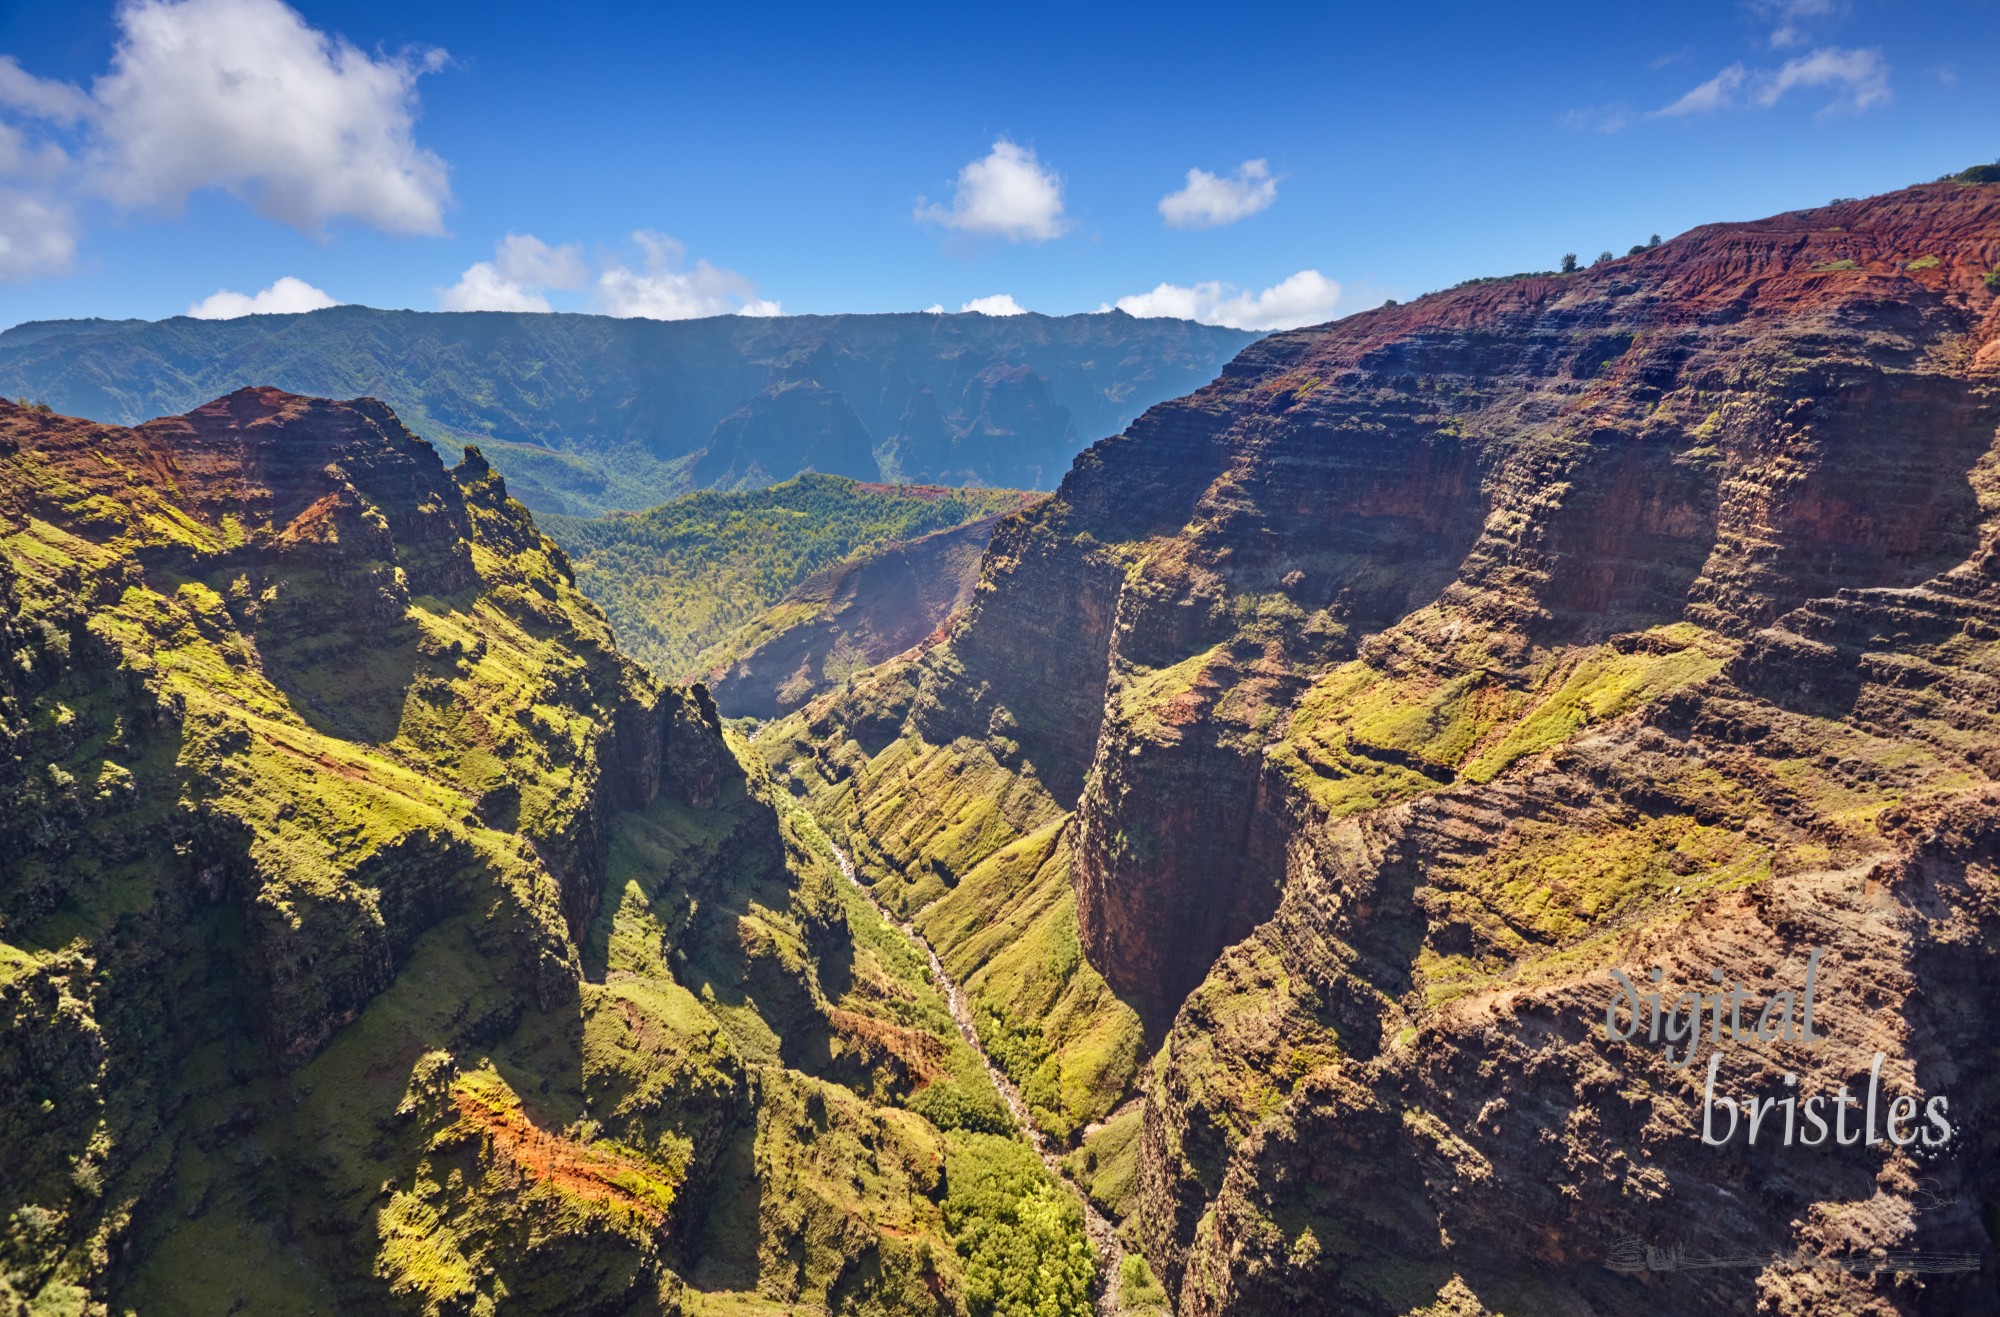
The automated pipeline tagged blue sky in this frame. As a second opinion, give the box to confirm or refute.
[0,0,1995,332]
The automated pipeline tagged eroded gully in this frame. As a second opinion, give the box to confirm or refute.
[824,837,1127,1316]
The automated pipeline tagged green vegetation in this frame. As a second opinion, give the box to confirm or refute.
[544,474,1027,680]
[943,1136,1095,1317]
[1904,254,1942,270]
[1062,1104,1144,1221]
[1986,270,2000,292]
[1946,161,2000,184]
[1272,623,1737,818]
[1811,258,1860,272]
[0,396,1089,1315]
[0,307,1260,516]
[761,669,1144,1140]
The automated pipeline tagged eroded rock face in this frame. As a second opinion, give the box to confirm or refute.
[793,179,2000,1312]
[0,388,750,1308]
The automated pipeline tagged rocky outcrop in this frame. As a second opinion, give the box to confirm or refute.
[775,177,2000,1313]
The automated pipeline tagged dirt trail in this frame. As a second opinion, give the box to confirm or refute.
[825,837,1127,1316]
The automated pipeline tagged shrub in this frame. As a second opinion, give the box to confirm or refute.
[944,1134,1094,1317]
[1986,270,2000,292]
[1949,162,2000,185]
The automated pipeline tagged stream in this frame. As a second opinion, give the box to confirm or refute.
[824,837,1128,1316]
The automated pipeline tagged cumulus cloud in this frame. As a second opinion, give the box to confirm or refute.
[960,293,1027,316]
[922,303,945,314]
[187,274,339,318]
[1655,46,1888,117]
[595,231,780,320]
[1112,270,1342,331]
[0,56,92,123]
[0,190,79,282]
[0,0,453,283]
[1158,159,1278,228]
[442,233,587,312]
[915,139,1068,242]
[89,0,450,234]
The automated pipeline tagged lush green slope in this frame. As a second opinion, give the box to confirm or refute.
[0,391,1092,1316]
[544,475,1032,683]
[0,308,1261,515]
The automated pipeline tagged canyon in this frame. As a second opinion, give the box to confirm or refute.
[5,170,2000,1317]
[0,388,1095,1314]
[764,175,2000,1315]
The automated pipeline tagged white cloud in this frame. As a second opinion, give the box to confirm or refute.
[442,232,587,312]
[915,139,1068,242]
[1158,159,1278,228]
[922,303,945,314]
[1759,46,1890,112]
[0,190,78,282]
[1561,104,1634,134]
[595,230,780,319]
[491,232,586,289]
[1756,0,1838,47]
[1113,270,1342,331]
[0,122,69,181]
[441,262,551,313]
[1654,46,1887,117]
[0,0,453,284]
[960,293,1027,316]
[187,274,338,318]
[1657,63,1750,116]
[0,56,92,123]
[88,0,451,234]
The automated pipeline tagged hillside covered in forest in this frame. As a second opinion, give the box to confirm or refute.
[0,309,1259,515]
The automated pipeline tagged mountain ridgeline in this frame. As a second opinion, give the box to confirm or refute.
[763,178,2000,1314]
[10,171,2000,1317]
[0,309,1261,516]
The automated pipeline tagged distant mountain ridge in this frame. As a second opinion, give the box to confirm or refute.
[0,306,1261,515]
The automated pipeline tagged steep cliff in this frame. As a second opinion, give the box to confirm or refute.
[709,509,1031,719]
[0,390,1091,1315]
[764,178,2000,1313]
[542,474,1030,688]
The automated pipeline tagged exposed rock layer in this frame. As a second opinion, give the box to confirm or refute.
[776,180,2000,1313]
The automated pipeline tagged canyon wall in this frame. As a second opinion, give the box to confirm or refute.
[773,179,2000,1314]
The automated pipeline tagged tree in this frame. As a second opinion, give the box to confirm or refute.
[1649,233,1662,247]
[1560,253,1579,274]
[1628,245,1647,257]
[1594,250,1615,266]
